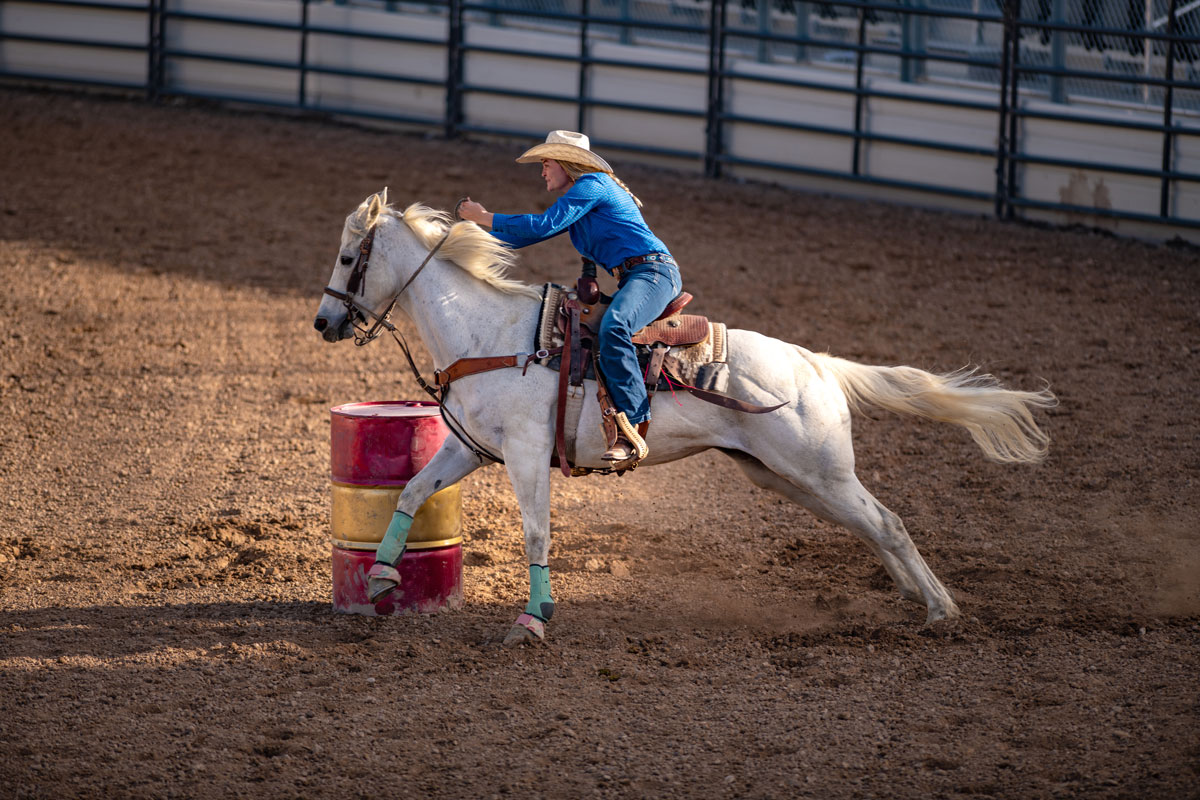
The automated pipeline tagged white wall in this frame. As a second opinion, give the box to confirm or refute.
[0,1,147,86]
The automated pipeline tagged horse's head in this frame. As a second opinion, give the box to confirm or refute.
[313,189,391,343]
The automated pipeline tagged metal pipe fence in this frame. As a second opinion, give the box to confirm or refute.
[1,0,1197,231]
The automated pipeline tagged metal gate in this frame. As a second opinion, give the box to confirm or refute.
[2,0,1197,233]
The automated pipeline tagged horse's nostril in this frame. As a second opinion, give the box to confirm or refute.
[314,317,328,332]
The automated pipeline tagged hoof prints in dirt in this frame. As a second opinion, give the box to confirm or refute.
[134,513,328,590]
[0,536,39,566]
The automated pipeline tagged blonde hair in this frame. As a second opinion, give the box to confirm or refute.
[557,160,643,208]
[348,191,540,299]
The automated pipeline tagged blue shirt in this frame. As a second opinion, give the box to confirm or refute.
[489,173,671,273]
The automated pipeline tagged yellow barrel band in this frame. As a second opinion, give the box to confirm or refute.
[331,537,462,552]
[331,483,462,545]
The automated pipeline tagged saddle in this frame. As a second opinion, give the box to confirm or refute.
[534,283,780,477]
[432,282,784,478]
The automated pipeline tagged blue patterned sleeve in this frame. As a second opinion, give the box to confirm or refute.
[490,178,604,245]
[488,228,546,248]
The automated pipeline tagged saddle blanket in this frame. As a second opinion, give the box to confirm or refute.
[534,283,730,394]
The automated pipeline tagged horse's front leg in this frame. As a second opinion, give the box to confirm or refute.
[500,448,554,646]
[367,436,485,604]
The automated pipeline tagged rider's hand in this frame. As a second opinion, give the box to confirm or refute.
[576,275,600,305]
[458,199,492,227]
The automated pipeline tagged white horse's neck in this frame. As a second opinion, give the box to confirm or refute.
[380,217,538,368]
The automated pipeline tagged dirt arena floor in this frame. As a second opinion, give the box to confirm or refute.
[1,87,1198,799]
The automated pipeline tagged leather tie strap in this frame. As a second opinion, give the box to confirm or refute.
[555,309,575,477]
[663,366,787,414]
[567,298,584,387]
[434,349,556,387]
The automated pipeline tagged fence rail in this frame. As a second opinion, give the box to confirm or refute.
[1,0,1197,234]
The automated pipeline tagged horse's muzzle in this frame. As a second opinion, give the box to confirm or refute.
[313,315,353,343]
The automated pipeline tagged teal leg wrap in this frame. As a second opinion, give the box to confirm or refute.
[524,564,554,621]
[376,511,413,566]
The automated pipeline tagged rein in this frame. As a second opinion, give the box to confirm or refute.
[322,222,504,464]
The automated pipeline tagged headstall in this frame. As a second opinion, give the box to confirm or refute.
[321,220,503,464]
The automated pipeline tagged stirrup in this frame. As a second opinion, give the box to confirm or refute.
[601,412,649,464]
[602,439,637,462]
[366,562,401,604]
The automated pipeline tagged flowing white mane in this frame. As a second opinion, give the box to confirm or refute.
[349,193,541,299]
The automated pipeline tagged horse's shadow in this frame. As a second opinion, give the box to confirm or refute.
[0,599,525,663]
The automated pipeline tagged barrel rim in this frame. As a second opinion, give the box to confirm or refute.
[331,400,442,419]
[329,480,461,491]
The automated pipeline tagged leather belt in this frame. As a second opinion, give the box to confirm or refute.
[612,252,675,279]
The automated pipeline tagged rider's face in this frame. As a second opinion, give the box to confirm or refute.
[541,159,572,193]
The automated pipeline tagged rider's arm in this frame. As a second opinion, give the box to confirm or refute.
[489,228,548,249]
[458,199,542,249]
[491,176,603,242]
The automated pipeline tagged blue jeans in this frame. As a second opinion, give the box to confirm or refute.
[597,258,682,424]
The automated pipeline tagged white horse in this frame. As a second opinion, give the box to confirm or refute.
[313,191,1055,644]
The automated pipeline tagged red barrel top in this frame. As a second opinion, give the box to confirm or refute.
[330,401,449,486]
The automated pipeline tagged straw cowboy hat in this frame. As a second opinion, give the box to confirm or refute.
[516,130,612,173]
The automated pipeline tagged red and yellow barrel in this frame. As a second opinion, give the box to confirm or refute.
[329,401,463,615]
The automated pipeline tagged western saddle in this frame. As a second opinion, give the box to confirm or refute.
[432,272,783,477]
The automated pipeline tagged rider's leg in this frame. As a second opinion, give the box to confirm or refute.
[597,260,681,460]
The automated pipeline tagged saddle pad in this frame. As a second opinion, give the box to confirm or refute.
[536,283,569,355]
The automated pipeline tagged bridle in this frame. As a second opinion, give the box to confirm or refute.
[322,223,444,348]
[321,212,503,464]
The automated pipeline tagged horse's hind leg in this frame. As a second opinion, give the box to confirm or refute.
[726,452,923,605]
[725,451,960,624]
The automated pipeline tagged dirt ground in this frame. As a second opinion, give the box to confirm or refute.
[1,87,1198,799]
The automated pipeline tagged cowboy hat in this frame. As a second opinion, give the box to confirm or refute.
[515,130,612,173]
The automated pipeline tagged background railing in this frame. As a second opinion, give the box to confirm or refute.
[1,0,1197,234]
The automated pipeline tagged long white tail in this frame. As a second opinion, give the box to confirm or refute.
[810,353,1057,464]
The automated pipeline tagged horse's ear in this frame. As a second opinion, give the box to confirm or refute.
[380,186,388,208]
[367,193,383,225]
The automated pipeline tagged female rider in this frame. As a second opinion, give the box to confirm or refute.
[458,130,682,467]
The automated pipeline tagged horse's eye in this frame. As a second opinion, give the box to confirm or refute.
[340,255,353,266]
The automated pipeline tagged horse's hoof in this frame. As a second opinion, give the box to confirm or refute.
[924,602,962,626]
[502,613,545,647]
[366,563,401,604]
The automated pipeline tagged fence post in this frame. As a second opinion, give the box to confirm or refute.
[900,0,927,83]
[795,1,809,62]
[757,0,770,63]
[445,0,464,138]
[1004,0,1023,220]
[995,0,1013,219]
[1159,0,1179,218]
[705,0,728,178]
[146,0,163,102]
[577,0,590,134]
[850,7,868,176]
[299,0,310,109]
[1049,0,1065,103]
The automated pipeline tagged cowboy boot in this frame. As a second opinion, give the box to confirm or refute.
[601,411,649,465]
